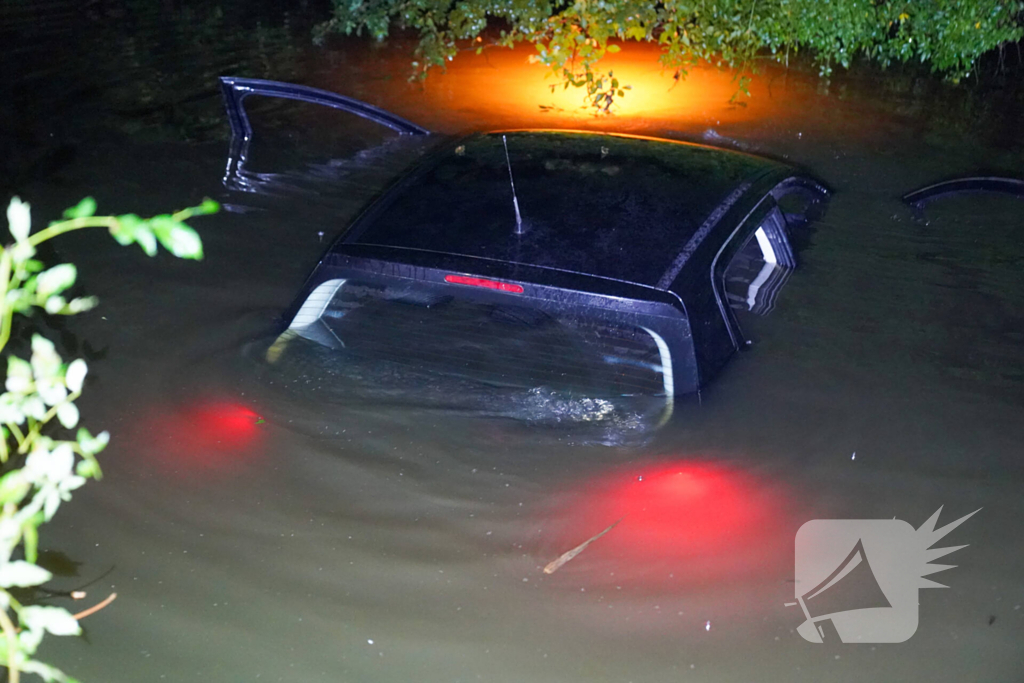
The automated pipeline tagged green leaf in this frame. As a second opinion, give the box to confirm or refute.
[197,198,220,215]
[10,240,36,264]
[25,443,75,486]
[110,214,143,246]
[625,26,648,41]
[36,376,67,406]
[36,264,77,299]
[44,295,67,315]
[6,356,33,393]
[134,226,158,257]
[75,458,99,478]
[23,520,38,564]
[22,396,46,420]
[149,218,202,260]
[76,428,109,456]
[160,224,204,260]
[21,658,80,683]
[31,334,62,380]
[56,402,79,429]
[20,606,81,637]
[0,560,52,588]
[607,44,621,53]
[7,197,32,241]
[0,392,26,426]
[66,297,98,314]
[18,623,45,653]
[62,197,97,220]
[0,471,30,506]
[43,488,61,520]
[64,359,87,393]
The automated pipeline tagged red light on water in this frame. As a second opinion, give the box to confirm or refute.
[444,274,524,293]
[608,465,754,548]
[191,403,261,446]
[542,461,789,588]
[134,400,265,475]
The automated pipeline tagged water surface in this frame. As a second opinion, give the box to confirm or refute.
[3,6,1023,682]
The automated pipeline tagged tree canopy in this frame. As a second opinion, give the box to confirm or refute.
[317,0,1024,110]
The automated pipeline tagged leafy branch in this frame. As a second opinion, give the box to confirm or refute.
[0,196,214,682]
[317,0,1024,112]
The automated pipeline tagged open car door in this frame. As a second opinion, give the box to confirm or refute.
[903,176,1024,220]
[219,76,431,208]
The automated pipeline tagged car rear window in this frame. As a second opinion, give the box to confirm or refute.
[288,279,670,400]
[344,133,773,287]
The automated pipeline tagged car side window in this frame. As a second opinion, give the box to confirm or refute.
[723,206,794,316]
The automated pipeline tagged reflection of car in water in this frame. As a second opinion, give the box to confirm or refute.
[221,77,830,438]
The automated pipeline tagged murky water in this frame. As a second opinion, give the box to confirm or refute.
[3,4,1023,682]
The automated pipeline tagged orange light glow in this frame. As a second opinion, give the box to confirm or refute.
[324,41,803,134]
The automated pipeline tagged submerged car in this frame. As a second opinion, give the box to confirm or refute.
[221,77,829,430]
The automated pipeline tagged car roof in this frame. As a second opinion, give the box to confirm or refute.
[338,131,783,288]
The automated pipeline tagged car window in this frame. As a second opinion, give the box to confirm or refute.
[239,95,404,175]
[293,279,669,396]
[723,206,794,316]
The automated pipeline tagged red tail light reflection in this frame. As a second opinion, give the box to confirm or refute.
[136,400,265,474]
[541,462,789,589]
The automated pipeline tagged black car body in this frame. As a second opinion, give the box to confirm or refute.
[221,77,829,427]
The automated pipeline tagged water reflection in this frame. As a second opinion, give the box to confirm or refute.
[536,461,792,590]
[131,400,266,476]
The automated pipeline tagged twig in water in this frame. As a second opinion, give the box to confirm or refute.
[543,518,622,574]
[72,592,117,621]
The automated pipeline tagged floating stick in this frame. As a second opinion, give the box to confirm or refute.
[72,592,117,621]
[543,518,622,574]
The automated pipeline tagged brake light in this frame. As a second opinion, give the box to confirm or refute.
[444,274,524,293]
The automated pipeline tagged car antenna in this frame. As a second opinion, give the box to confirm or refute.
[502,135,524,235]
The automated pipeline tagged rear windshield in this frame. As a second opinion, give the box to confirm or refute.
[287,279,670,400]
[344,133,772,287]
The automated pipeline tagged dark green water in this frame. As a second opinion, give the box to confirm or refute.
[2,3,1023,682]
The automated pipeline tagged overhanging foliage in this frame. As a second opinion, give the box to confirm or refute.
[317,0,1024,110]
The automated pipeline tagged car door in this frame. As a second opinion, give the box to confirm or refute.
[218,76,433,211]
[712,177,829,354]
